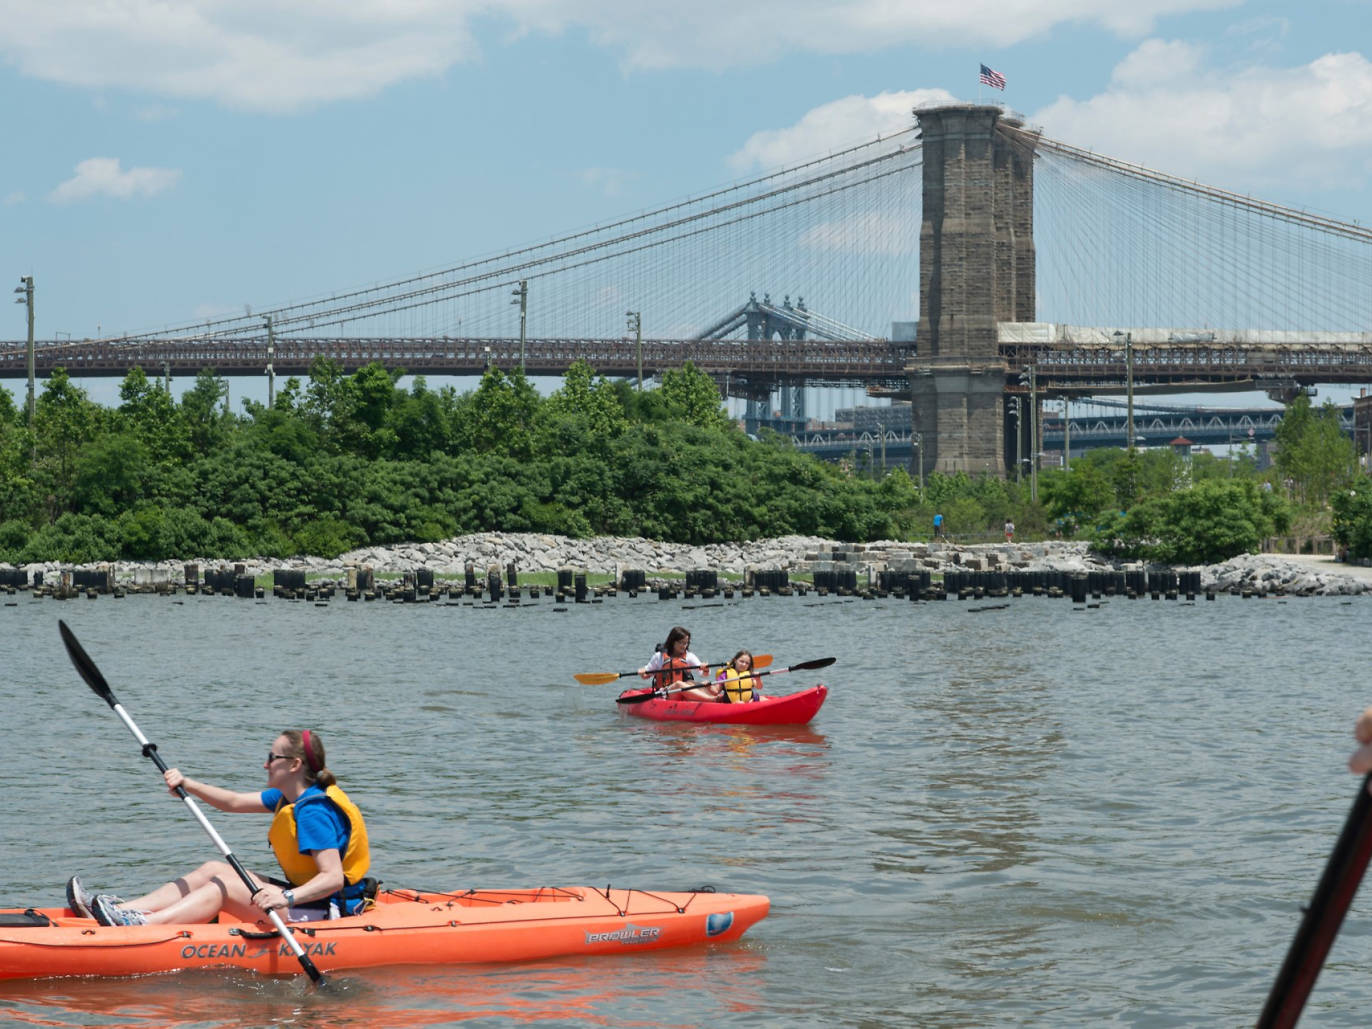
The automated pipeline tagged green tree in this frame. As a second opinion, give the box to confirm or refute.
[454,368,541,461]
[1332,478,1372,560]
[32,369,102,514]
[657,362,729,430]
[1094,480,1288,564]
[1274,394,1356,506]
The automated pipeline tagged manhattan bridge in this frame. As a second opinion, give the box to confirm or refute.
[5,103,1372,478]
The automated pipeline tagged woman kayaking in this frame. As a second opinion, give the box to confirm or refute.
[67,729,370,927]
[639,626,720,702]
[716,649,766,703]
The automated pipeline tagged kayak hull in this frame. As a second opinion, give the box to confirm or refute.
[0,885,768,981]
[618,684,827,724]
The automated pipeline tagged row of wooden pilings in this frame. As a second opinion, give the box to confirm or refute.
[2,564,1288,604]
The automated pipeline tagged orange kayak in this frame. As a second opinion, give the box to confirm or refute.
[618,684,828,724]
[0,885,769,981]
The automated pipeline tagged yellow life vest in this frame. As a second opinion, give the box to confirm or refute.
[267,784,371,888]
[720,667,756,703]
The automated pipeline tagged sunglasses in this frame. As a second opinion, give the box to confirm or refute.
[266,752,292,764]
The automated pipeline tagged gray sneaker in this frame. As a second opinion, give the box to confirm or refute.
[66,875,94,919]
[92,894,147,927]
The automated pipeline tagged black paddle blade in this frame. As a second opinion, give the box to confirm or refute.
[790,657,836,671]
[616,690,665,706]
[58,620,117,708]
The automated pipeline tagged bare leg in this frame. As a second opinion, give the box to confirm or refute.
[118,861,267,925]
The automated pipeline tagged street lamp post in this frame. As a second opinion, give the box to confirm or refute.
[912,431,923,493]
[1062,396,1071,473]
[14,276,34,426]
[626,311,642,390]
[1114,330,1134,454]
[263,314,276,409]
[1029,366,1038,503]
[1017,367,1038,502]
[511,280,528,371]
[1011,397,1022,482]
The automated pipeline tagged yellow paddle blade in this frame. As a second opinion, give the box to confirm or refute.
[574,671,626,685]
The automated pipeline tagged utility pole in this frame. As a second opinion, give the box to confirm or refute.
[1012,397,1022,482]
[912,432,924,493]
[1116,330,1135,455]
[1062,397,1071,473]
[14,276,34,425]
[626,311,642,390]
[511,280,528,371]
[263,315,276,408]
[1029,365,1038,503]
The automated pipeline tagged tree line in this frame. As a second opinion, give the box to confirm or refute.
[0,361,1366,566]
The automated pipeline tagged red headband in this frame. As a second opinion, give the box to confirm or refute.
[301,730,321,775]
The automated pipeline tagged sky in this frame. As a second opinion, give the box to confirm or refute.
[2,0,1371,413]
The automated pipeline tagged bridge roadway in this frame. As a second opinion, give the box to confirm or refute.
[793,405,1356,462]
[4,324,1372,395]
[0,336,913,393]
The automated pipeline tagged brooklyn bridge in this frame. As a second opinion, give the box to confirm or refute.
[5,104,1371,477]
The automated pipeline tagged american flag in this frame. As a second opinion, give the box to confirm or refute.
[979,63,1006,90]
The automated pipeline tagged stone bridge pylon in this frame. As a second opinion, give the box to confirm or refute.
[909,104,1039,479]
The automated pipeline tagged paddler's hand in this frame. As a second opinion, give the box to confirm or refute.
[1349,706,1372,781]
[164,768,186,795]
[254,884,291,913]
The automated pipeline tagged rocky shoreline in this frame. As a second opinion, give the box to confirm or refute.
[6,533,1369,596]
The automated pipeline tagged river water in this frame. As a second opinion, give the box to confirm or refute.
[2,588,1370,1027]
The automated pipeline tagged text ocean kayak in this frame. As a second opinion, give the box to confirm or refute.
[0,885,768,981]
[617,684,827,725]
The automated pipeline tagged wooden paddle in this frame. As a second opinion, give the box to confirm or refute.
[58,620,327,986]
[1257,772,1372,1028]
[616,657,835,704]
[576,654,772,686]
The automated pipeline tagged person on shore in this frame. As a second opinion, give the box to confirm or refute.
[67,729,371,927]
[1349,707,1372,784]
[639,626,719,701]
[716,649,765,703]
[1004,519,1015,543]
[933,513,944,538]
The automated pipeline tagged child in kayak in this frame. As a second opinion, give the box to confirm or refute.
[639,625,720,701]
[68,729,371,928]
[716,650,766,703]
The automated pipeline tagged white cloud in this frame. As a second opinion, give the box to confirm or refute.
[730,89,954,171]
[580,167,633,197]
[0,0,1238,112]
[515,0,1240,71]
[1034,43,1372,193]
[50,158,182,204]
[4,191,24,206]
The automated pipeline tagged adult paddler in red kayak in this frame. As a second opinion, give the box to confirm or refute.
[639,625,720,701]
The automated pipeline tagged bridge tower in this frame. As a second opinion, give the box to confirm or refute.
[908,104,1037,478]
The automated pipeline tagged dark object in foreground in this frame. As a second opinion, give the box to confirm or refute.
[1258,772,1372,1028]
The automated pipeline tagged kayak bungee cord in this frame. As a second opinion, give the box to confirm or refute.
[57,620,327,986]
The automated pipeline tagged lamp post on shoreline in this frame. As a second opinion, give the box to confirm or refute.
[626,311,642,390]
[912,431,923,493]
[14,276,34,426]
[511,280,528,372]
[1114,330,1134,454]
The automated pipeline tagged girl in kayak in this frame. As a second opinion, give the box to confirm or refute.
[716,650,766,703]
[639,625,720,701]
[69,729,370,927]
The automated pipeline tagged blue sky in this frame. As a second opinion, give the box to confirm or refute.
[2,0,1370,411]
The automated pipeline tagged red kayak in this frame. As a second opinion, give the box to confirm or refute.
[617,685,827,725]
